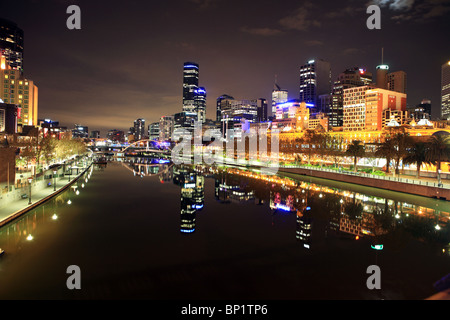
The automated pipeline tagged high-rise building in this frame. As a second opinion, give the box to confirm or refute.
[376,64,389,89]
[0,67,38,127]
[257,98,268,122]
[216,94,234,122]
[159,115,174,141]
[343,86,406,131]
[148,122,160,140]
[442,61,450,120]
[330,67,373,128]
[0,18,24,73]
[221,98,258,129]
[299,59,331,114]
[194,87,206,123]
[173,111,197,132]
[272,82,288,116]
[183,62,199,114]
[387,71,407,94]
[133,118,146,140]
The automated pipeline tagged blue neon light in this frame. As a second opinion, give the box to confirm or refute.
[306,206,311,211]
[276,204,292,212]
[184,65,199,69]
[181,229,195,233]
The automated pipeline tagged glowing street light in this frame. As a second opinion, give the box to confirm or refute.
[53,169,57,191]
[27,177,33,205]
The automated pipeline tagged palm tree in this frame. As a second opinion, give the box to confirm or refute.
[391,132,413,175]
[346,140,365,172]
[403,142,432,178]
[427,134,450,181]
[375,138,395,174]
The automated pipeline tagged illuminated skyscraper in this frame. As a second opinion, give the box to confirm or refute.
[0,67,38,127]
[133,118,146,140]
[299,59,331,114]
[194,87,206,123]
[442,61,450,120]
[387,71,407,94]
[272,82,288,116]
[217,94,234,122]
[330,67,373,128]
[0,18,24,73]
[183,62,199,114]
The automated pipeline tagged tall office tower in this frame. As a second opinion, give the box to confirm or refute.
[0,18,24,73]
[318,93,332,114]
[159,115,174,141]
[330,67,372,128]
[220,98,258,135]
[442,61,450,120]
[194,87,206,123]
[257,98,268,122]
[299,59,331,114]
[376,64,389,89]
[133,118,146,140]
[183,62,199,114]
[0,67,38,127]
[272,82,288,116]
[148,122,160,140]
[387,71,407,94]
[216,94,234,122]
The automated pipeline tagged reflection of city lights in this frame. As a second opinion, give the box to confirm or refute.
[340,199,344,204]
[319,194,323,198]
[67,200,72,205]
[435,225,441,231]
[52,214,58,220]
[76,190,80,195]
[82,183,85,188]
[395,214,400,219]
[26,234,33,241]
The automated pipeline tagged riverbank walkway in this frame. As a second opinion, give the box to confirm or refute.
[0,157,93,227]
[278,164,450,200]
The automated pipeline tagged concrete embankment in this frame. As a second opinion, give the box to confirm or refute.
[279,167,450,200]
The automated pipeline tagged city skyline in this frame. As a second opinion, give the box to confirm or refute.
[1,0,449,135]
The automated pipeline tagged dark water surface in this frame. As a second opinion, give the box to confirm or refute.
[0,161,449,300]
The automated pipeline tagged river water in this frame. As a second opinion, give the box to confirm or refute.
[0,160,449,300]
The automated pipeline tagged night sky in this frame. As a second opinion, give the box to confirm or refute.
[1,0,449,136]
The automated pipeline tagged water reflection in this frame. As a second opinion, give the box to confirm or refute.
[173,166,204,234]
[0,165,95,255]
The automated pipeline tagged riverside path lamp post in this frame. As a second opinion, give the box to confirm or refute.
[28,177,33,205]
[68,166,72,181]
[53,169,57,191]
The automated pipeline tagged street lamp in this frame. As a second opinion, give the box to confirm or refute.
[68,166,72,181]
[53,169,57,191]
[27,177,33,205]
